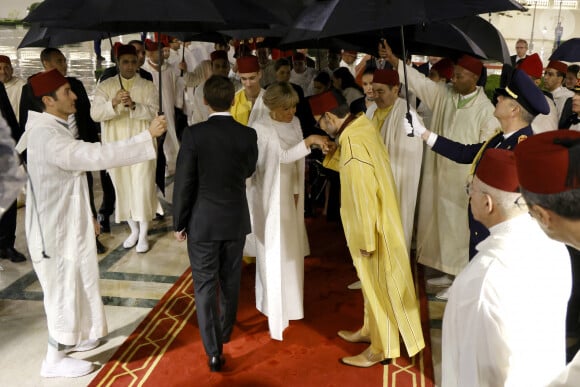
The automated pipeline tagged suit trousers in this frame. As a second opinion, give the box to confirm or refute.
[0,201,17,248]
[188,238,245,357]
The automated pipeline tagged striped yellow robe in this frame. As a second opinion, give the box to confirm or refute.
[324,114,425,358]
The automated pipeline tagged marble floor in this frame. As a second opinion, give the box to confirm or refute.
[0,175,447,386]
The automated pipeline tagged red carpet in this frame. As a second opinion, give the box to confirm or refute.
[90,218,434,387]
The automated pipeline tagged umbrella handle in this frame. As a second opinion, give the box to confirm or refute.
[399,25,413,137]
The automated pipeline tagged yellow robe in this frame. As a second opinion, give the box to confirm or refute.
[324,115,425,358]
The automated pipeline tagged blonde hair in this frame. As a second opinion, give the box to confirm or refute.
[263,82,299,110]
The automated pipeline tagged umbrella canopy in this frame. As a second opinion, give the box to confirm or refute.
[291,0,524,39]
[549,38,580,62]
[281,18,490,60]
[24,0,283,33]
[18,24,110,48]
[450,16,510,64]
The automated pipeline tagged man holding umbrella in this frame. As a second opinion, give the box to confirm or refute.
[381,41,500,298]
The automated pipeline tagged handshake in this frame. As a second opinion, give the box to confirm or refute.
[305,135,336,154]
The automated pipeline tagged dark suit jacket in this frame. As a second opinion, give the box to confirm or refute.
[559,97,577,129]
[431,126,533,164]
[173,114,258,242]
[510,54,528,67]
[19,77,99,143]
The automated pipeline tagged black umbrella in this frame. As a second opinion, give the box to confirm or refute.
[450,16,510,64]
[18,25,110,49]
[292,0,524,39]
[288,0,523,134]
[549,38,580,62]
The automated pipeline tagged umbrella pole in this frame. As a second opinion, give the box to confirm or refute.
[400,25,413,137]
[108,33,124,90]
[157,32,163,115]
[180,43,185,77]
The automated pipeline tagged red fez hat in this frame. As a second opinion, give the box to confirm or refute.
[29,68,68,97]
[475,149,519,193]
[431,58,454,81]
[271,49,293,60]
[210,50,228,62]
[236,55,260,73]
[517,53,543,79]
[0,55,11,65]
[372,69,399,86]
[293,52,306,62]
[342,50,357,56]
[144,39,165,52]
[456,54,483,77]
[547,60,568,75]
[116,44,137,58]
[515,130,580,194]
[309,91,340,116]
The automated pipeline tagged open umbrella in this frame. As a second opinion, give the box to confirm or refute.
[549,38,580,62]
[288,0,524,134]
[450,16,510,64]
[18,25,109,49]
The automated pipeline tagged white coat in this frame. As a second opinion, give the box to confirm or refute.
[90,75,159,223]
[366,98,423,251]
[531,95,559,134]
[25,111,157,346]
[396,60,500,275]
[442,214,571,387]
[245,115,310,340]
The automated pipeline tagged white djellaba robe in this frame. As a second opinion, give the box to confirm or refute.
[289,67,317,97]
[24,111,157,345]
[531,95,559,134]
[4,76,26,122]
[366,98,423,251]
[245,115,311,341]
[141,60,182,174]
[91,75,159,223]
[396,59,499,275]
[442,214,571,387]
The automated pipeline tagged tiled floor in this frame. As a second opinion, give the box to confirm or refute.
[0,175,446,386]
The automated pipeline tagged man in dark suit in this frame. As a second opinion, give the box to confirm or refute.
[405,68,548,265]
[173,75,258,372]
[510,38,528,66]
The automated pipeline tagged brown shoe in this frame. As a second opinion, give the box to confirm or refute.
[341,347,391,368]
[337,329,370,343]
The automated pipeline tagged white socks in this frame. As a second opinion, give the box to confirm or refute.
[41,345,93,378]
[136,221,149,253]
[123,219,139,248]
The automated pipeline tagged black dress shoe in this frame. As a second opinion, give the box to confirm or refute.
[98,214,110,233]
[96,237,106,254]
[0,247,26,263]
[208,355,225,372]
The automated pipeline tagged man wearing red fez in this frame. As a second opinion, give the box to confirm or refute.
[25,68,167,378]
[516,53,559,134]
[406,68,549,298]
[544,60,574,117]
[91,43,159,254]
[231,55,268,126]
[429,58,454,83]
[190,50,232,125]
[309,91,425,368]
[380,40,500,295]
[515,131,580,386]
[18,47,107,253]
[142,38,181,176]
[0,55,26,123]
[290,52,317,97]
[364,69,423,253]
[442,148,570,387]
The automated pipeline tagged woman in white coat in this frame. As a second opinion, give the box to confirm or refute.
[247,82,329,340]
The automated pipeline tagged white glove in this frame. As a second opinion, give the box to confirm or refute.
[402,109,426,136]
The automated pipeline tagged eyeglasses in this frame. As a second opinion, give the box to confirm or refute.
[514,195,528,210]
[314,113,326,129]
